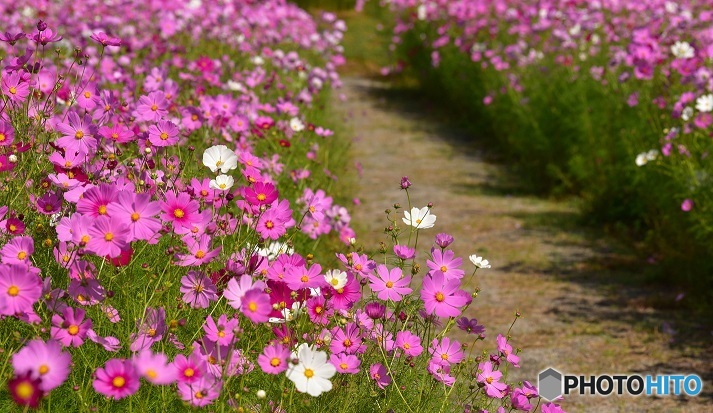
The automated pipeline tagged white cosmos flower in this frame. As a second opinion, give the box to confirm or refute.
[323,269,347,290]
[402,206,436,229]
[682,106,694,121]
[286,343,336,397]
[695,94,713,113]
[645,149,659,162]
[203,145,238,173]
[290,117,305,132]
[469,255,491,269]
[209,174,234,191]
[671,41,695,59]
[635,152,648,167]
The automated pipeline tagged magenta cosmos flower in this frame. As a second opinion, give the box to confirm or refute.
[132,350,176,385]
[477,361,507,399]
[240,288,271,323]
[394,331,423,357]
[243,182,278,206]
[1,71,29,104]
[1,236,34,265]
[257,343,290,374]
[223,274,266,310]
[497,334,520,367]
[180,271,218,309]
[203,314,238,346]
[0,263,42,315]
[369,363,391,389]
[369,265,412,302]
[330,353,361,374]
[147,120,180,147]
[420,271,468,318]
[135,91,168,122]
[55,112,98,155]
[51,307,92,347]
[12,339,71,391]
[93,358,140,400]
[86,216,130,258]
[427,248,464,281]
[106,191,162,242]
[177,234,221,266]
[177,375,221,407]
[160,191,200,229]
[429,337,464,366]
[172,353,207,384]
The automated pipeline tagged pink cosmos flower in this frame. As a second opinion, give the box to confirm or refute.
[435,233,454,248]
[106,191,162,241]
[393,245,416,259]
[456,317,486,336]
[306,295,333,325]
[541,402,566,413]
[497,334,520,367]
[30,28,63,45]
[86,216,130,258]
[177,374,221,407]
[477,361,507,398]
[135,91,168,121]
[223,275,267,310]
[369,363,391,389]
[330,353,361,374]
[420,271,468,318]
[330,323,364,355]
[76,184,118,218]
[132,350,176,385]
[256,208,288,240]
[98,124,134,144]
[203,314,238,346]
[329,273,361,310]
[51,307,92,347]
[1,236,34,265]
[369,265,412,302]
[160,191,200,229]
[257,343,290,374]
[240,288,271,323]
[93,359,140,400]
[172,353,207,384]
[395,331,423,357]
[1,72,29,104]
[180,271,218,309]
[681,199,694,212]
[427,248,464,280]
[87,330,121,352]
[130,307,167,352]
[12,339,71,391]
[0,120,15,146]
[177,234,221,266]
[55,112,98,155]
[243,182,278,206]
[90,31,121,47]
[285,264,324,290]
[427,361,456,386]
[8,372,42,408]
[0,264,42,315]
[301,188,332,221]
[429,337,464,366]
[148,120,180,147]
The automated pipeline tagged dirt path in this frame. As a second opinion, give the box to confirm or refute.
[334,76,713,412]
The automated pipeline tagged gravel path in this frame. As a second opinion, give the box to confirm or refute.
[334,76,713,412]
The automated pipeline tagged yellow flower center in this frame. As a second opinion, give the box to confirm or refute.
[112,376,126,388]
[343,339,352,347]
[215,160,223,167]
[146,369,157,379]
[39,364,50,375]
[131,212,140,221]
[300,275,309,283]
[194,284,204,293]
[8,224,16,232]
[435,292,445,302]
[441,354,449,360]
[217,330,225,338]
[98,205,107,215]
[195,391,204,399]
[84,91,91,98]
[184,368,195,377]
[160,132,168,140]
[315,306,323,314]
[248,302,257,312]
[270,358,281,367]
[416,219,422,224]
[68,325,80,335]
[173,209,184,218]
[148,328,157,337]
[339,363,348,370]
[7,285,19,296]
[195,250,206,259]
[75,130,84,139]
[104,232,114,241]
[9,87,17,95]
[150,104,158,111]
[486,377,493,384]
[265,221,274,229]
[257,193,266,201]
[17,251,27,260]
[81,235,90,244]
[440,265,447,272]
[15,382,34,399]
[0,133,5,142]
[304,368,314,378]
[385,281,394,288]
[403,343,411,349]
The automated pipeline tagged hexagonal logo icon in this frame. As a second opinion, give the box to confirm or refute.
[538,368,563,401]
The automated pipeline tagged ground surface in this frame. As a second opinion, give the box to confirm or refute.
[334,76,713,412]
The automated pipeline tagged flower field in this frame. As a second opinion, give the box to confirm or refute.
[0,0,565,412]
[370,0,713,291]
